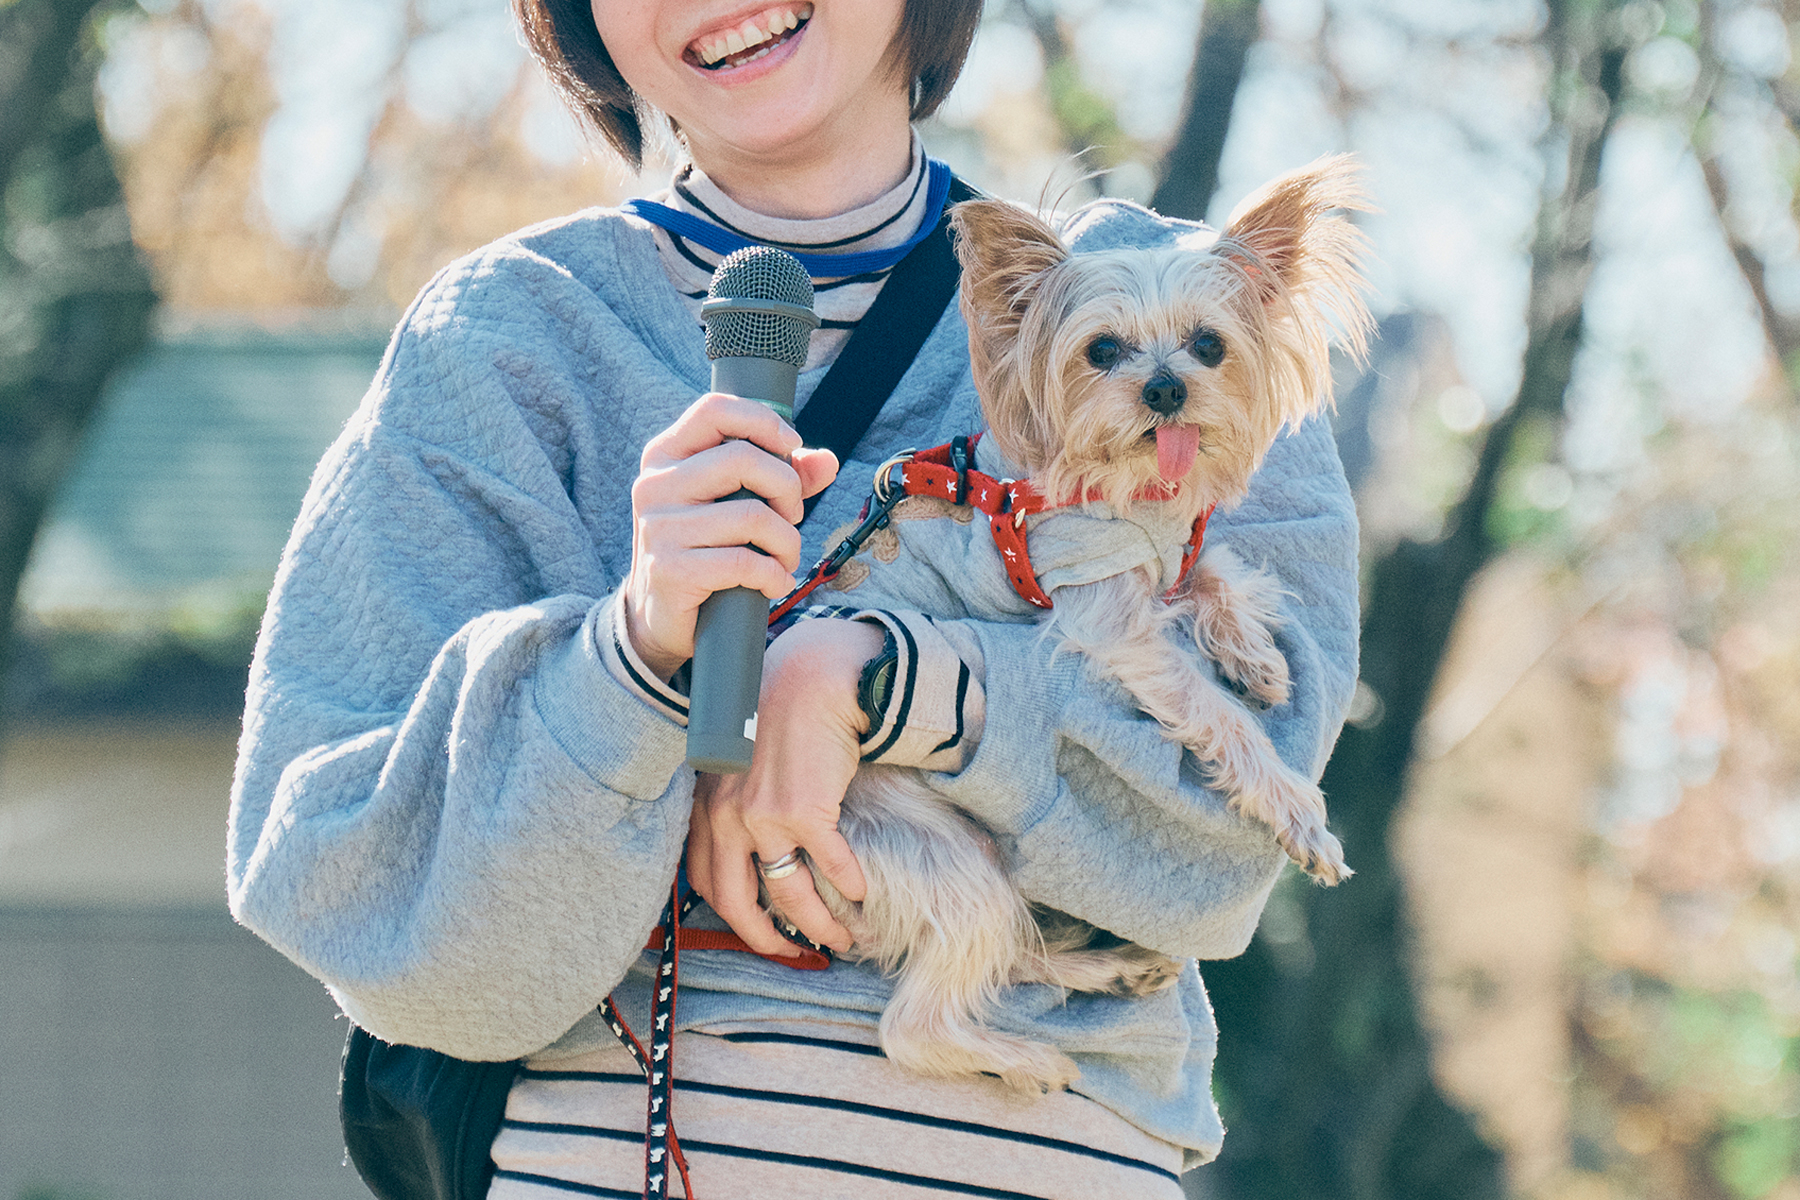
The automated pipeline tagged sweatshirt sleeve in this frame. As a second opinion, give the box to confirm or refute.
[846,607,985,772]
[925,415,1359,961]
[227,270,698,1062]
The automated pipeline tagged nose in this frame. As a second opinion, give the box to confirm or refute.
[1141,370,1187,416]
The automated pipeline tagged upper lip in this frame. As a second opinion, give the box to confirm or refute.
[687,3,812,66]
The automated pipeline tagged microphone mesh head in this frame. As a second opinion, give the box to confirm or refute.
[704,246,816,367]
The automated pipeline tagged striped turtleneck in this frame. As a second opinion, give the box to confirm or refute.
[644,134,934,373]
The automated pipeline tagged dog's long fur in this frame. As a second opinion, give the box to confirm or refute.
[787,157,1374,1093]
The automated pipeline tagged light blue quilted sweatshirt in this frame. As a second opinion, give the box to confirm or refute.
[226,196,1359,1166]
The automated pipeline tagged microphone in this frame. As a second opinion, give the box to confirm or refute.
[685,246,820,773]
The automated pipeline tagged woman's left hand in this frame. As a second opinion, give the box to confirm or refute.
[685,617,880,957]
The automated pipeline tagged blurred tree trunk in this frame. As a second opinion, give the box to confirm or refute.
[1150,0,1261,222]
[0,0,157,737]
[1183,1,1639,1197]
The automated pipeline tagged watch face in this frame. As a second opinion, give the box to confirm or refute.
[858,637,899,730]
[870,660,896,710]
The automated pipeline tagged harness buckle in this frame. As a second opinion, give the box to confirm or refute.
[950,435,972,505]
[871,450,914,506]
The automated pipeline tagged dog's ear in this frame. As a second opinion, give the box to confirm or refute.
[1221,154,1368,283]
[949,199,1068,336]
[948,201,1068,473]
[1220,154,1371,309]
[1219,154,1374,376]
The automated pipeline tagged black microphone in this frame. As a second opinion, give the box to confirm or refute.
[685,246,820,773]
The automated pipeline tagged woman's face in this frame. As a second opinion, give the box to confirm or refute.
[591,0,911,175]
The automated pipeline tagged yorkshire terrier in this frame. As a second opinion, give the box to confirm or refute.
[793,156,1373,1092]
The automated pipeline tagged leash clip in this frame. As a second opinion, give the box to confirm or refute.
[818,452,913,576]
[771,450,916,623]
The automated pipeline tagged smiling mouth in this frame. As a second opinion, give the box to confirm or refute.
[689,3,813,70]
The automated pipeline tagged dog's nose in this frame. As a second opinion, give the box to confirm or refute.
[1141,371,1187,416]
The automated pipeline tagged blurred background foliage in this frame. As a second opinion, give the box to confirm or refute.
[5,0,1800,1197]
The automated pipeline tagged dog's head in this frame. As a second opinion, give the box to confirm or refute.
[949,156,1374,513]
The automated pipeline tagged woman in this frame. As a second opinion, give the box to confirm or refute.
[226,1,1360,1195]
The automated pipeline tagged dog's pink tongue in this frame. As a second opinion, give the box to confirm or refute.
[1156,426,1199,483]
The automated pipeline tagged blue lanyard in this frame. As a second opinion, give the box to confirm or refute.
[621,158,954,279]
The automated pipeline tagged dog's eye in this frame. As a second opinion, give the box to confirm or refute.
[1190,329,1226,368]
[1086,337,1123,370]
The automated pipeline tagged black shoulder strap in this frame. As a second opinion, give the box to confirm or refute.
[796,177,980,517]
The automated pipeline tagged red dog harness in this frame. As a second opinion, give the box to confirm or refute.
[774,434,1214,619]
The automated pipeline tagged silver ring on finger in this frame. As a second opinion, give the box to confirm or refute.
[756,848,806,881]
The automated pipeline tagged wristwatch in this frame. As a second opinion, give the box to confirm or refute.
[855,627,900,738]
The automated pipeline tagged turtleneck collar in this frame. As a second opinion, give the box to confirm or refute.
[637,132,936,373]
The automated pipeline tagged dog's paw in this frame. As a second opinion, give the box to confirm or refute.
[1220,643,1290,709]
[1188,551,1292,707]
[1228,768,1351,885]
[1276,820,1352,886]
[988,1042,1082,1096]
[1021,942,1182,996]
[998,1054,1081,1096]
[1107,947,1183,996]
[883,1026,1079,1095]
[1199,605,1289,707]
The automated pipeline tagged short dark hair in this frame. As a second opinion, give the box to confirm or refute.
[513,0,984,169]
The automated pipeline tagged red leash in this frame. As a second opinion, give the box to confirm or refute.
[643,922,830,969]
[773,434,1213,620]
[602,886,831,1200]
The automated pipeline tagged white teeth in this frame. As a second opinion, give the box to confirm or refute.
[694,6,808,68]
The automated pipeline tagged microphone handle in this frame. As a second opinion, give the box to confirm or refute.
[685,356,800,773]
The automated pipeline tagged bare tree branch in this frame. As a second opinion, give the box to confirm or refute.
[1698,151,1800,367]
[1150,0,1261,221]
[303,0,424,289]
[1692,0,1800,373]
[1011,0,1137,176]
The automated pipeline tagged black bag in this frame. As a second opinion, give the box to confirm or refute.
[341,1027,521,1200]
[338,178,973,1200]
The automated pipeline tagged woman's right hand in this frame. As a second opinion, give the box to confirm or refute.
[624,392,838,680]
